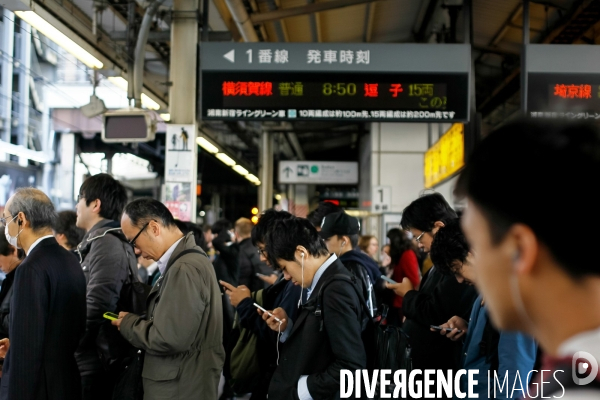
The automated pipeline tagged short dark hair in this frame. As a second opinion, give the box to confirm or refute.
[400,193,457,232]
[455,119,600,278]
[251,209,294,246]
[337,234,359,249]
[387,228,416,266]
[430,218,469,276]
[265,217,329,264]
[307,201,343,228]
[175,220,208,250]
[79,174,128,222]
[53,210,85,249]
[211,219,232,234]
[124,198,176,229]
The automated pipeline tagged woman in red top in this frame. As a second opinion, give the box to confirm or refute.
[384,228,421,325]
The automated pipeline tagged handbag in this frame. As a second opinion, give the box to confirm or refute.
[112,349,145,400]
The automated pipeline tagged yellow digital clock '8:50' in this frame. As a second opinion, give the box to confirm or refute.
[323,83,357,96]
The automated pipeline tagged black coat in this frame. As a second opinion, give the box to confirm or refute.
[0,269,16,339]
[0,237,87,400]
[268,259,367,400]
[402,266,478,372]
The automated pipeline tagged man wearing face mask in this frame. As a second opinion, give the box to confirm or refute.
[0,188,86,400]
[260,217,368,400]
[319,211,382,317]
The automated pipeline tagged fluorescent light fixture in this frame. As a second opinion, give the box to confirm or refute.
[107,77,161,110]
[275,194,282,200]
[245,174,259,183]
[216,153,236,166]
[0,141,49,163]
[15,11,103,69]
[255,180,261,186]
[160,113,171,121]
[232,165,249,176]
[196,137,219,154]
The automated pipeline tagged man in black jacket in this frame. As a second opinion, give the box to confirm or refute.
[74,174,138,400]
[386,193,477,398]
[319,211,381,317]
[261,217,367,400]
[0,188,86,400]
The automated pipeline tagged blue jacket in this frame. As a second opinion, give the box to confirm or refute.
[458,294,537,400]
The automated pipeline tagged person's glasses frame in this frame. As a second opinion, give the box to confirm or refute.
[0,214,16,227]
[414,230,428,243]
[129,222,150,248]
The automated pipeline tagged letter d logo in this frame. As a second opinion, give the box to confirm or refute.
[572,351,599,385]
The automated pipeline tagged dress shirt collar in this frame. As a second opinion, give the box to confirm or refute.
[306,253,337,300]
[558,325,600,359]
[156,237,184,275]
[27,235,54,255]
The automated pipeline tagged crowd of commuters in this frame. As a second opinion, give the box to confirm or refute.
[0,118,598,400]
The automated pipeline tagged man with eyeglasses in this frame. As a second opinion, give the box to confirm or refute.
[386,193,478,398]
[73,173,139,400]
[111,198,224,400]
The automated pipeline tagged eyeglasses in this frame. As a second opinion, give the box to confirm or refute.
[414,231,428,243]
[129,222,150,248]
[76,194,84,203]
[0,215,16,227]
[257,247,267,258]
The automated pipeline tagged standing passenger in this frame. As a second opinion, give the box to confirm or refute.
[113,198,224,399]
[0,233,24,339]
[0,188,86,400]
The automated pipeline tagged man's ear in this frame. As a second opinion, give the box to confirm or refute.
[148,220,161,237]
[506,223,538,275]
[91,199,102,215]
[433,220,445,229]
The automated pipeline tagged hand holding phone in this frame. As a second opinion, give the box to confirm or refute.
[254,303,281,323]
[103,312,120,321]
[380,275,398,285]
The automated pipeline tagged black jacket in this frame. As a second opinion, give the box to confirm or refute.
[402,266,478,372]
[212,230,239,286]
[74,220,137,375]
[268,258,367,400]
[0,237,86,400]
[0,269,16,339]
[237,238,272,292]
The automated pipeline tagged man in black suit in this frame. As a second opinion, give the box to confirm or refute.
[260,217,367,400]
[0,188,87,400]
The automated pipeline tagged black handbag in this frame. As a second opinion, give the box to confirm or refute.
[112,349,145,400]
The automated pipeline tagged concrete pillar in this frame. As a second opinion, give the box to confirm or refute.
[170,0,198,125]
[168,0,199,221]
[258,131,273,212]
[15,19,31,167]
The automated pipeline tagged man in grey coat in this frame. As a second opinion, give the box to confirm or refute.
[75,173,138,400]
[113,198,224,400]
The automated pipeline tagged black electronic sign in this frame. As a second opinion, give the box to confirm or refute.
[201,71,469,122]
[200,43,471,123]
[528,73,600,120]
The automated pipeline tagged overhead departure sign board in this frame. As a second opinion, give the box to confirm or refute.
[200,43,470,123]
[527,45,600,120]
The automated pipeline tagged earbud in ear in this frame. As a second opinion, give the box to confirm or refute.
[342,241,346,247]
[18,220,22,226]
[301,252,305,258]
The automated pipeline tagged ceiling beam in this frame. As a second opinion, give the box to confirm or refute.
[249,0,381,24]
[414,0,439,42]
[363,2,376,42]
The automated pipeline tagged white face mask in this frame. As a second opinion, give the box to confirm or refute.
[5,215,22,249]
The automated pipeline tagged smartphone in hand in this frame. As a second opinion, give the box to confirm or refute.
[254,303,281,322]
[380,275,398,285]
[430,325,463,333]
[103,312,119,321]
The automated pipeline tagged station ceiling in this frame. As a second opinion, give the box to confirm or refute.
[37,0,600,170]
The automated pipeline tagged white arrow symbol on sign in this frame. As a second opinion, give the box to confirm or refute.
[223,50,235,63]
